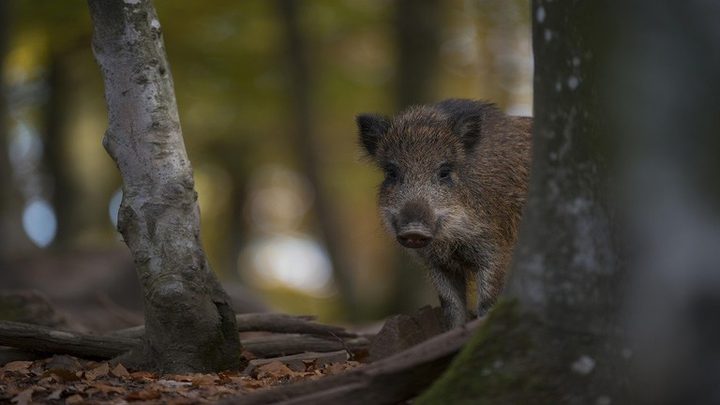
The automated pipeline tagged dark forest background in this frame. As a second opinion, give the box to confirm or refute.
[0,0,531,326]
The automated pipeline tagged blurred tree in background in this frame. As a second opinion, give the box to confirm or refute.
[0,0,532,324]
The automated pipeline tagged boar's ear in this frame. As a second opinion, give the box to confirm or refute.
[453,111,482,150]
[356,113,391,157]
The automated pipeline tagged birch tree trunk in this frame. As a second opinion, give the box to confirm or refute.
[87,0,243,373]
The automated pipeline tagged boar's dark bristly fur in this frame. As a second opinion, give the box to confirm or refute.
[357,99,532,330]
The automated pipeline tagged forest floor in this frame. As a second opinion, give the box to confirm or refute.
[1,354,361,404]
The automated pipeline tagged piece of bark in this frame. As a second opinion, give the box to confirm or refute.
[369,306,443,361]
[242,335,369,358]
[244,351,349,375]
[108,313,352,339]
[0,321,136,359]
[227,317,483,405]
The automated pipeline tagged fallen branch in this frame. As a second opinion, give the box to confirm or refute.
[243,335,369,358]
[109,313,353,339]
[244,350,349,374]
[0,321,136,359]
[0,321,368,362]
[226,317,484,405]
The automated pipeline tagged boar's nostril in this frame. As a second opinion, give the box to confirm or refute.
[397,229,433,249]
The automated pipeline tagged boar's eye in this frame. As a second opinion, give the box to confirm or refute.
[383,163,400,184]
[438,163,453,184]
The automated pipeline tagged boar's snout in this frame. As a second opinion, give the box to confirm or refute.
[395,200,435,249]
[397,227,433,248]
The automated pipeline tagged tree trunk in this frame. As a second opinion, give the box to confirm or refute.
[276,0,359,320]
[86,0,243,373]
[44,52,78,249]
[0,0,31,261]
[393,0,441,110]
[608,1,720,403]
[417,1,629,403]
[384,0,443,316]
[0,0,12,259]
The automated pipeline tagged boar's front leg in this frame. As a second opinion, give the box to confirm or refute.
[429,268,467,330]
[476,245,508,317]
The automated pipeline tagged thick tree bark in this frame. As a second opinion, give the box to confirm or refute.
[276,0,359,320]
[608,2,720,403]
[417,1,628,403]
[87,0,243,373]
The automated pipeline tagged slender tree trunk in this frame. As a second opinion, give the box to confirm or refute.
[44,52,78,249]
[276,0,359,320]
[0,0,12,260]
[87,0,243,373]
[385,0,443,315]
[0,0,30,261]
[393,0,441,110]
[418,1,628,403]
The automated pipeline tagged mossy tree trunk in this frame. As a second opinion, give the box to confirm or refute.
[418,1,629,403]
[607,1,720,403]
[87,0,243,373]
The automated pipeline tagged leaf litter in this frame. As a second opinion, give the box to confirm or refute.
[0,353,360,404]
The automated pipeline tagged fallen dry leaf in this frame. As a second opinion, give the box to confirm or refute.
[218,371,234,385]
[126,388,161,401]
[10,388,33,405]
[110,363,129,378]
[84,362,110,381]
[91,382,126,395]
[129,370,155,381]
[191,373,218,387]
[46,389,64,400]
[165,373,194,382]
[3,361,33,374]
[325,362,354,375]
[256,361,294,379]
[65,394,84,404]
